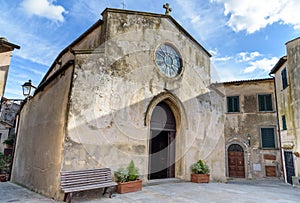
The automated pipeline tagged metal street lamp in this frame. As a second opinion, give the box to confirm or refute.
[247,134,251,146]
[22,80,36,98]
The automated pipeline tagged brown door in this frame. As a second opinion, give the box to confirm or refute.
[228,144,245,178]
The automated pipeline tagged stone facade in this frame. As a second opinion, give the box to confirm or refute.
[12,9,226,200]
[270,37,300,184]
[215,79,281,179]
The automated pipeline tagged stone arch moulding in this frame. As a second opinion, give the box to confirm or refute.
[144,91,188,130]
[226,137,249,152]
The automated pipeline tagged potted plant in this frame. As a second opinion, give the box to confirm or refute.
[114,160,142,194]
[0,152,11,182]
[2,137,14,149]
[190,160,210,183]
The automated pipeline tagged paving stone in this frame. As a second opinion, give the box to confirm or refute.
[0,180,299,202]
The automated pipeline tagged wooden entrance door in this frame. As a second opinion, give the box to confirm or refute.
[149,102,176,180]
[228,144,245,178]
[284,151,295,184]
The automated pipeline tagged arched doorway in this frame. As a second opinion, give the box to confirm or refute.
[149,101,176,179]
[228,144,245,178]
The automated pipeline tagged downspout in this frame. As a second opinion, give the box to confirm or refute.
[269,73,285,181]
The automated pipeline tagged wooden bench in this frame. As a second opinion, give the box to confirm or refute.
[61,168,117,203]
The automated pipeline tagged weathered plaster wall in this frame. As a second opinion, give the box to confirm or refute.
[222,79,281,179]
[11,65,73,199]
[286,38,300,175]
[0,50,12,97]
[63,10,226,182]
[274,61,295,147]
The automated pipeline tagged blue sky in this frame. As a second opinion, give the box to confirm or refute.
[1,0,300,99]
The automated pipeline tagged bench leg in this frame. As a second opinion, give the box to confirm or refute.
[103,187,108,196]
[108,187,113,198]
[64,193,73,203]
[103,187,113,198]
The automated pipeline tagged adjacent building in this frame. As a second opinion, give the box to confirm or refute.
[0,37,20,99]
[0,38,20,153]
[215,79,281,179]
[270,37,300,185]
[0,98,20,153]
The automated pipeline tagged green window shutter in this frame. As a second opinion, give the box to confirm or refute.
[227,97,233,112]
[227,96,240,112]
[258,95,265,111]
[234,97,240,112]
[261,128,275,148]
[258,94,273,111]
[282,115,287,130]
[265,94,273,111]
[281,68,288,89]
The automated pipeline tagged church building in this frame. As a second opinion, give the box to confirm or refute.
[11,8,226,200]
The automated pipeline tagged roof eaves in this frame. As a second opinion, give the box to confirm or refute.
[0,39,20,50]
[39,19,104,85]
[269,56,287,74]
[214,78,274,85]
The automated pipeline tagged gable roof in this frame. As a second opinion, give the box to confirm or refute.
[101,8,211,57]
[37,8,211,94]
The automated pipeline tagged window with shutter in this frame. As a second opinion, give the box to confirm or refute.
[281,68,288,89]
[258,94,273,111]
[282,115,287,130]
[261,128,276,149]
[227,96,240,113]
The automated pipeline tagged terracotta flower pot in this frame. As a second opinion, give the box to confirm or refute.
[0,174,7,182]
[117,179,142,194]
[191,173,210,183]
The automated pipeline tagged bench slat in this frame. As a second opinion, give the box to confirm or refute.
[61,179,113,187]
[62,182,117,193]
[61,168,111,175]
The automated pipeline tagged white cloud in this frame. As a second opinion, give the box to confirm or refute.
[236,51,260,62]
[21,0,68,22]
[212,0,300,33]
[175,0,227,41]
[213,56,233,62]
[243,57,278,73]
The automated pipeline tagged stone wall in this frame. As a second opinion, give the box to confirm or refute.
[11,65,73,199]
[63,9,226,182]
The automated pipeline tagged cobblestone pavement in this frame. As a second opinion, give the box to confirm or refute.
[0,180,299,203]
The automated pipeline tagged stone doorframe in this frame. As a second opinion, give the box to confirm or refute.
[225,138,250,178]
[145,91,188,180]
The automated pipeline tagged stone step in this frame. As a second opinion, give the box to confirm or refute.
[144,178,182,186]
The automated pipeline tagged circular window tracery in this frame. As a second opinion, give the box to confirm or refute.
[155,44,182,78]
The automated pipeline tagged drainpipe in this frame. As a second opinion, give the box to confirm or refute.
[269,73,285,181]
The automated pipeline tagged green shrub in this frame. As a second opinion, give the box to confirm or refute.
[191,160,210,174]
[127,160,139,181]
[114,160,139,182]
[2,138,14,146]
[114,168,129,183]
[0,152,12,174]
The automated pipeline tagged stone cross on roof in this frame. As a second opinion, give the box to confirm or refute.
[163,3,172,15]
